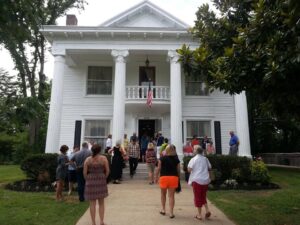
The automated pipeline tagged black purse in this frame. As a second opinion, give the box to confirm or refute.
[175,179,181,193]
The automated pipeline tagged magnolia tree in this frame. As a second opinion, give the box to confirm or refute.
[178,0,300,153]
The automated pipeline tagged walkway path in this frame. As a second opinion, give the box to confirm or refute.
[76,179,235,225]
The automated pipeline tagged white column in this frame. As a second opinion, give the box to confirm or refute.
[168,50,183,158]
[111,50,129,146]
[234,91,251,157]
[45,55,65,153]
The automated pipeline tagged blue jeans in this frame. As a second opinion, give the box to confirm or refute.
[76,168,85,202]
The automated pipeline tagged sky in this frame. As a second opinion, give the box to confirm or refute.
[0,0,213,79]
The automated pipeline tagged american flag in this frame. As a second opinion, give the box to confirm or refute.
[146,82,153,107]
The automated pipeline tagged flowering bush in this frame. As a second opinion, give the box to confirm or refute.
[224,179,238,188]
[250,160,271,184]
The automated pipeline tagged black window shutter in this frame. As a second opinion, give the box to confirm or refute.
[74,120,82,148]
[214,121,222,154]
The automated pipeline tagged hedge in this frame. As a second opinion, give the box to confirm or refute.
[20,153,58,183]
[183,154,271,185]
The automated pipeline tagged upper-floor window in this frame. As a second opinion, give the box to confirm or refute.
[87,66,112,95]
[185,75,209,96]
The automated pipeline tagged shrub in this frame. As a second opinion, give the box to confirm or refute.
[0,132,14,162]
[0,132,32,164]
[207,155,252,185]
[250,160,271,184]
[20,153,58,183]
[12,132,32,163]
[182,155,272,187]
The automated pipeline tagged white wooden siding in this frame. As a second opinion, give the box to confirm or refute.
[182,90,236,154]
[59,62,236,154]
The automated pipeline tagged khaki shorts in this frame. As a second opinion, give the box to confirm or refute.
[147,163,156,173]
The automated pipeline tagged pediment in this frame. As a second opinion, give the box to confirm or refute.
[100,0,189,29]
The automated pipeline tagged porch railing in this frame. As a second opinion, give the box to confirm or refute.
[126,86,170,100]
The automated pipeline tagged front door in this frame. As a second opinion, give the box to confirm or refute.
[139,66,156,98]
[138,120,155,141]
[139,66,155,86]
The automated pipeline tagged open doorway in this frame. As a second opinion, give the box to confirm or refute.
[138,120,155,140]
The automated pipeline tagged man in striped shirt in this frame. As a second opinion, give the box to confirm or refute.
[128,137,140,178]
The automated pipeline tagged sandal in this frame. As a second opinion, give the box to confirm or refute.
[205,212,211,218]
[159,211,166,216]
[170,215,175,219]
[195,215,202,220]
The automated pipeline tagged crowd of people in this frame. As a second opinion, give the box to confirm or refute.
[55,130,239,224]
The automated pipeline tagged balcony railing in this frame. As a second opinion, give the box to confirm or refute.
[126,86,170,100]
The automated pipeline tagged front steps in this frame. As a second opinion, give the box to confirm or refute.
[122,162,149,180]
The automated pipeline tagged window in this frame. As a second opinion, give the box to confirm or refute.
[185,75,209,96]
[87,66,112,95]
[84,120,110,150]
[186,121,211,141]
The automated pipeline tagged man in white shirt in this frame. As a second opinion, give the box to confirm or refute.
[105,134,112,153]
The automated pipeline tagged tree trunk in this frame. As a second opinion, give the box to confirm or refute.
[29,118,41,147]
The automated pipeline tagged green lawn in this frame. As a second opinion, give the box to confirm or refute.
[0,165,88,225]
[0,165,26,184]
[208,167,300,225]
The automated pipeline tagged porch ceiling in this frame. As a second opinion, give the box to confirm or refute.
[125,102,170,114]
[66,49,169,65]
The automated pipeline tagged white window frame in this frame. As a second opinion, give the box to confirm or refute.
[85,65,114,97]
[83,118,112,150]
[183,74,209,97]
[183,119,214,144]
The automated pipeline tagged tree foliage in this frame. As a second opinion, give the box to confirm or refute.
[0,0,86,98]
[0,0,86,158]
[178,0,300,153]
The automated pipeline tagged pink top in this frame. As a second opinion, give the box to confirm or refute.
[206,144,215,154]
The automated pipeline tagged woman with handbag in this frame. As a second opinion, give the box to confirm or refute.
[188,145,212,220]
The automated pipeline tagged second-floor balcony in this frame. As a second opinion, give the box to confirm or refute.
[126,86,170,101]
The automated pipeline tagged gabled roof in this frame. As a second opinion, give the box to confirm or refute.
[100,0,190,29]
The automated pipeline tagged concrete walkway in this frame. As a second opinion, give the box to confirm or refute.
[76,179,235,225]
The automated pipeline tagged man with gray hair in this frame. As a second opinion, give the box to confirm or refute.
[71,141,92,202]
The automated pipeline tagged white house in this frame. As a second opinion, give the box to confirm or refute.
[41,0,251,158]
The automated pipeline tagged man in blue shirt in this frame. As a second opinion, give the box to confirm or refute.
[229,131,239,156]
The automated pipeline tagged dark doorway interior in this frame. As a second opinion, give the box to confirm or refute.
[138,120,155,140]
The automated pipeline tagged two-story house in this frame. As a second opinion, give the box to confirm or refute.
[41,0,251,158]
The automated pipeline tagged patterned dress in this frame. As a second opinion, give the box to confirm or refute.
[84,163,108,200]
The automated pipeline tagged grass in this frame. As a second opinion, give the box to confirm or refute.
[1,165,299,225]
[0,165,26,184]
[0,165,88,225]
[208,167,300,225]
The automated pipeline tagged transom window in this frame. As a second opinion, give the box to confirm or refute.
[186,121,211,141]
[87,66,112,95]
[185,75,209,96]
[84,120,110,150]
